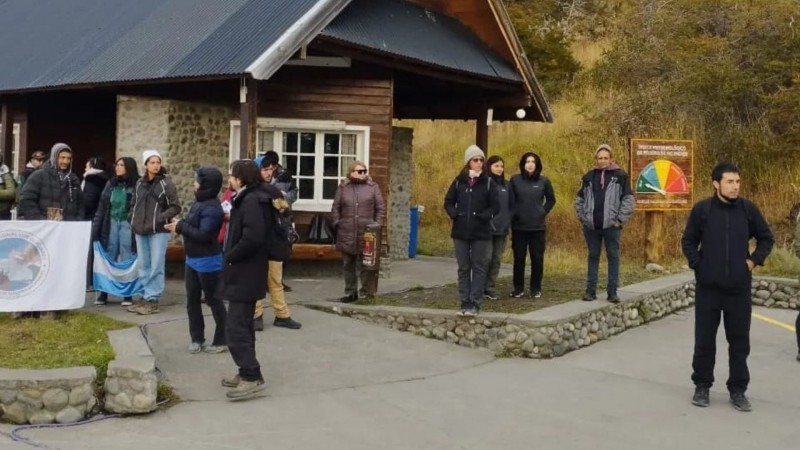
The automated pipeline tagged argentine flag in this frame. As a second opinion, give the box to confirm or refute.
[92,241,142,297]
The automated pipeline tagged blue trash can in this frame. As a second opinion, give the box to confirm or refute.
[408,206,419,258]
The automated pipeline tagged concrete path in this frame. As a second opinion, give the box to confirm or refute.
[2,259,799,450]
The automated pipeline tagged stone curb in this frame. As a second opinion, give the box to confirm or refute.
[104,327,158,414]
[0,366,98,425]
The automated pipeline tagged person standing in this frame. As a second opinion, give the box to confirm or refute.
[82,157,112,221]
[574,144,634,303]
[219,160,270,400]
[0,154,17,220]
[682,162,773,411]
[508,152,556,298]
[330,160,386,303]
[18,150,47,188]
[482,155,510,300]
[444,145,499,316]
[18,143,83,221]
[128,150,181,315]
[165,167,228,354]
[262,150,298,292]
[91,157,139,306]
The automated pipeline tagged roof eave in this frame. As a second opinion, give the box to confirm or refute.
[245,0,353,81]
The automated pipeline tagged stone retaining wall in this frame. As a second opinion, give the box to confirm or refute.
[103,328,158,414]
[0,367,97,424]
[310,275,800,358]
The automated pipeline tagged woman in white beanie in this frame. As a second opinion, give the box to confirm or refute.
[443,145,499,316]
[127,149,181,315]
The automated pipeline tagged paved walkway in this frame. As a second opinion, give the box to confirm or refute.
[2,258,799,450]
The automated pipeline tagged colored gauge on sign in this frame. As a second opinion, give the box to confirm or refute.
[635,159,689,195]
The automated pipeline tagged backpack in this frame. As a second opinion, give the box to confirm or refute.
[262,199,292,262]
[699,198,755,236]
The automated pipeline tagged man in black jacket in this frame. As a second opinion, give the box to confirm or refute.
[18,143,83,221]
[681,162,774,412]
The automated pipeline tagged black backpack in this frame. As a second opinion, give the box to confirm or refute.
[261,200,292,262]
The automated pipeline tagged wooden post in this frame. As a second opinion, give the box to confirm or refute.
[0,102,13,168]
[239,77,258,160]
[476,108,489,152]
[644,211,665,264]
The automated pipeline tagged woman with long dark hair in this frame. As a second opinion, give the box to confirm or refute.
[91,157,140,305]
[483,155,511,300]
[444,145,499,316]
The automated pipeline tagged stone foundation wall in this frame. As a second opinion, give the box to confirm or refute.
[751,278,799,309]
[0,367,97,424]
[103,328,158,414]
[388,127,413,261]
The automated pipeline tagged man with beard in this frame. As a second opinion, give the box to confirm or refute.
[18,143,83,221]
[682,162,773,412]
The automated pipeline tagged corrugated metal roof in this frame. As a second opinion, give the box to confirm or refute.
[321,0,522,82]
[0,0,323,92]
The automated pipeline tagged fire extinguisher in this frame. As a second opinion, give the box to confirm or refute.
[362,222,381,269]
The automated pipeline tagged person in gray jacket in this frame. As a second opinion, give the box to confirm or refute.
[483,155,510,300]
[508,152,556,298]
[574,144,634,303]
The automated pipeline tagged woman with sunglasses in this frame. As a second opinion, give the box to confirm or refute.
[444,145,499,316]
[330,160,386,303]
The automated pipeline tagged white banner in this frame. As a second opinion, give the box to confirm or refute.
[0,221,91,312]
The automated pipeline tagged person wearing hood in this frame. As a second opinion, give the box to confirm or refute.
[482,155,511,301]
[508,152,557,299]
[18,143,83,221]
[165,167,227,354]
[127,150,181,315]
[574,144,635,303]
[444,145,500,316]
[91,157,139,306]
[82,157,112,221]
[0,154,17,220]
[330,160,386,303]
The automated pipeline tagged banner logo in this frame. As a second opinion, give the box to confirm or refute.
[0,230,51,299]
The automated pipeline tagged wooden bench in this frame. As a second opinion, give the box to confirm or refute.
[166,243,340,263]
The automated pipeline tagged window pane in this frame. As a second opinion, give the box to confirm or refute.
[283,132,298,153]
[300,133,315,154]
[324,156,339,177]
[323,179,339,200]
[298,178,315,200]
[299,156,315,176]
[257,130,274,154]
[324,134,340,155]
[341,134,357,155]
[340,156,355,177]
[285,155,298,175]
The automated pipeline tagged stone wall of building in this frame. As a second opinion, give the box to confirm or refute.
[388,127,413,261]
[0,367,97,424]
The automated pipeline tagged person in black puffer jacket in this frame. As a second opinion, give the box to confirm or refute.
[508,151,556,299]
[18,143,83,221]
[166,166,227,355]
[444,145,499,316]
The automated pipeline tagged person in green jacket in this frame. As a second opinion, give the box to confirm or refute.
[0,154,17,220]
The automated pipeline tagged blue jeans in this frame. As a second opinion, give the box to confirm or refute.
[107,219,134,262]
[583,227,621,295]
[135,233,170,302]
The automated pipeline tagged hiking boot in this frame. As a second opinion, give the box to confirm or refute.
[274,317,302,329]
[339,293,358,303]
[582,290,597,301]
[509,291,524,298]
[730,392,752,412]
[691,387,710,407]
[221,374,240,388]
[532,291,542,299]
[94,293,108,306]
[607,294,621,304]
[203,344,227,354]
[226,379,267,400]
[121,297,133,307]
[134,301,160,315]
[483,292,498,300]
[188,342,203,354]
[253,315,264,332]
[126,300,145,313]
[282,283,292,292]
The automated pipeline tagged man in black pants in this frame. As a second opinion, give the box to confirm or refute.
[681,162,773,412]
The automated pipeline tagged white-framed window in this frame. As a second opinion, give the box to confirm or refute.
[229,118,370,212]
[0,123,20,177]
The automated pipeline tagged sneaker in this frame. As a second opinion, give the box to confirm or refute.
[582,291,597,302]
[691,387,710,407]
[134,301,160,315]
[462,307,478,317]
[730,392,752,412]
[339,293,358,303]
[282,283,292,292]
[607,294,621,304]
[253,315,264,332]
[121,297,133,307]
[483,292,498,300]
[94,293,108,306]
[126,300,145,313]
[203,344,227,354]
[274,317,302,329]
[221,374,240,388]
[509,291,524,298]
[532,291,542,299]
[226,379,267,400]
[455,309,466,317]
[188,342,203,354]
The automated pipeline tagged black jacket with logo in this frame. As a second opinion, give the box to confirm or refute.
[509,173,556,232]
[444,172,499,241]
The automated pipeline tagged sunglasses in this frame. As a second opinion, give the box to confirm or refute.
[355,169,367,174]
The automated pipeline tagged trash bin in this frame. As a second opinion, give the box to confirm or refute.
[408,206,419,258]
